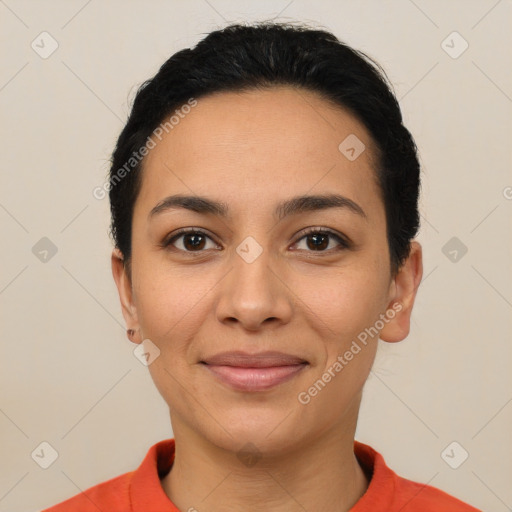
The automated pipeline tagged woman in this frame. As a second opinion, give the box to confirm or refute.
[44,21,480,511]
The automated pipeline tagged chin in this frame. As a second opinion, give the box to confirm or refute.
[202,407,308,457]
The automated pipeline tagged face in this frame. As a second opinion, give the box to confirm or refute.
[112,86,422,456]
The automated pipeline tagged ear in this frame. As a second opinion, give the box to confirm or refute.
[111,248,142,344]
[380,241,423,343]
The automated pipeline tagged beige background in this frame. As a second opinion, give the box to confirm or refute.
[1,1,511,511]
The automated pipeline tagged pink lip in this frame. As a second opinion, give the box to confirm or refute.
[200,351,308,391]
[202,364,307,391]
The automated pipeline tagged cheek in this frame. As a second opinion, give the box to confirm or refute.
[292,268,388,422]
[294,258,391,399]
[132,267,209,407]
[299,264,390,341]
[133,260,203,339]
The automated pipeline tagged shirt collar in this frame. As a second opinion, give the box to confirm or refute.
[129,438,389,511]
[130,438,179,511]
[351,441,395,510]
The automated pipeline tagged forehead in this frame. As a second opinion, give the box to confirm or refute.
[135,86,383,222]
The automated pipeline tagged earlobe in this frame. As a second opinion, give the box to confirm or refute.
[111,249,142,344]
[380,241,423,343]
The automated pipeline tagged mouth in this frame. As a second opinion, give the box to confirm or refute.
[199,351,309,392]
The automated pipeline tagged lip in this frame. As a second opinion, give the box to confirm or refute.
[201,350,308,367]
[200,351,309,392]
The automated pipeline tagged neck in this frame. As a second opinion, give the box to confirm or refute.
[162,413,369,512]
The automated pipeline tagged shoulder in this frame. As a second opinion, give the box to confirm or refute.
[40,471,134,511]
[391,474,481,511]
[39,439,176,512]
[353,441,481,512]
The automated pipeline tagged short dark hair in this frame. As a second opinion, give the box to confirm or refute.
[108,21,420,275]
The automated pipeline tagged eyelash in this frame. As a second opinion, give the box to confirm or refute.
[162,227,351,255]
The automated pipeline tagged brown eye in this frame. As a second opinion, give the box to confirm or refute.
[294,229,350,253]
[165,229,218,252]
[306,232,329,251]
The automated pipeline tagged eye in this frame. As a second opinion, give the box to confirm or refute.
[292,227,350,253]
[163,228,219,252]
[163,227,351,254]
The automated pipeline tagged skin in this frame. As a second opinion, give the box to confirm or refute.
[112,86,423,511]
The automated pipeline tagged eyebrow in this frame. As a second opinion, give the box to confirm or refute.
[148,193,367,221]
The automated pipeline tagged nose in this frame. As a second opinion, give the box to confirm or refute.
[215,243,293,332]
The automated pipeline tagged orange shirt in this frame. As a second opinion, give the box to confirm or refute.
[42,439,481,511]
